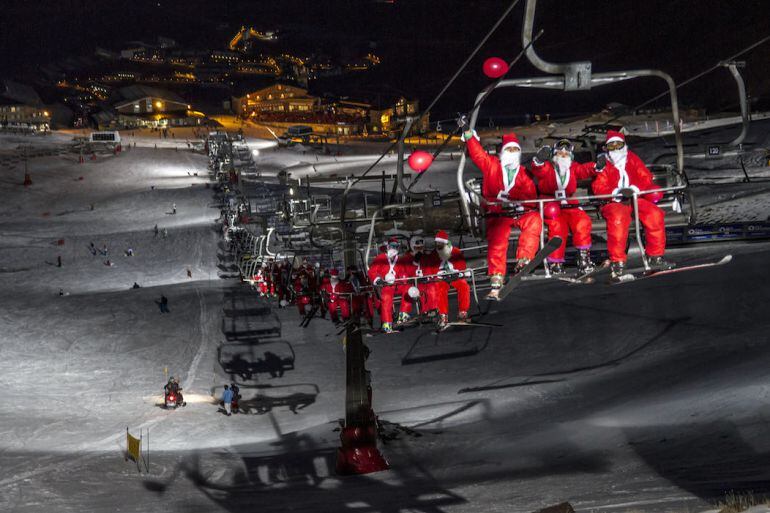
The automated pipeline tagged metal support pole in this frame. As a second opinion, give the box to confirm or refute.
[631,194,650,271]
[538,202,550,277]
[336,227,388,475]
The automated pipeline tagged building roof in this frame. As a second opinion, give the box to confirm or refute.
[113,85,188,108]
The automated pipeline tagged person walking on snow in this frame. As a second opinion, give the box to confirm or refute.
[462,130,542,300]
[222,385,234,416]
[530,139,598,274]
[172,203,177,215]
[427,230,471,329]
[591,130,672,282]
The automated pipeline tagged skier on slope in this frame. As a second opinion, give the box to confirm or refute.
[462,130,542,301]
[530,139,598,275]
[367,237,411,334]
[591,130,673,282]
[426,230,471,329]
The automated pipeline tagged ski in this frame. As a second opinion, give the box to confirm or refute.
[495,236,562,300]
[558,259,611,284]
[612,255,732,285]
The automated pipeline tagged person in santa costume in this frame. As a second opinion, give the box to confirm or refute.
[346,264,374,325]
[367,237,410,333]
[320,268,352,325]
[293,265,314,316]
[399,235,438,317]
[253,263,269,296]
[531,139,597,274]
[427,230,471,329]
[462,130,542,300]
[591,130,672,281]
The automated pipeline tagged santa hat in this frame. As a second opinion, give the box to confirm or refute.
[605,130,625,144]
[387,236,400,245]
[329,268,339,277]
[434,230,449,244]
[501,133,521,151]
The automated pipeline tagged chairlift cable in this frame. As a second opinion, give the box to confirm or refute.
[406,29,545,193]
[347,0,522,191]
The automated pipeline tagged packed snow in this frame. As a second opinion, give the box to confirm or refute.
[0,133,769,513]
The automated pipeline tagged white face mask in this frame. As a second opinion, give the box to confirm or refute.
[499,150,521,171]
[554,155,571,174]
[331,277,339,285]
[387,248,398,259]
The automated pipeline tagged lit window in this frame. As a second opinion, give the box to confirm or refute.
[280,94,284,99]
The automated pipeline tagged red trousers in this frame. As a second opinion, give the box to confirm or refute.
[400,282,437,315]
[296,295,312,316]
[435,279,470,315]
[601,199,666,262]
[486,211,542,276]
[327,298,350,323]
[545,208,593,262]
[378,285,410,323]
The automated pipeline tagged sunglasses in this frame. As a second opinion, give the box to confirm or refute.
[606,141,626,151]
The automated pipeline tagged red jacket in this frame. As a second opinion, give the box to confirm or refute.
[401,251,433,278]
[368,253,410,284]
[425,247,467,274]
[320,279,353,303]
[531,160,596,205]
[466,136,537,213]
[591,151,658,200]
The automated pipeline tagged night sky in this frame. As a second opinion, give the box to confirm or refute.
[1,0,768,119]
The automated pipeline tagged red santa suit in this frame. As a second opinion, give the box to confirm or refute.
[465,133,542,276]
[399,247,438,314]
[591,131,665,262]
[320,270,352,323]
[530,157,596,262]
[367,240,410,324]
[347,266,374,321]
[253,267,269,296]
[293,269,314,316]
[427,231,471,316]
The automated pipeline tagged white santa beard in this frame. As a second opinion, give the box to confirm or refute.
[554,156,571,177]
[438,246,452,260]
[609,148,629,187]
[387,249,398,259]
[499,151,520,170]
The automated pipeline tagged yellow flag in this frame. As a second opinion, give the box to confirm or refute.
[127,432,141,462]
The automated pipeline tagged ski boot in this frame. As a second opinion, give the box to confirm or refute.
[485,274,504,301]
[548,261,565,275]
[381,322,394,334]
[457,311,471,324]
[513,258,530,274]
[395,311,411,326]
[647,255,675,271]
[576,249,595,275]
[609,261,633,283]
[436,313,449,331]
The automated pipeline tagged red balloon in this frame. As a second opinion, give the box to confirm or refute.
[408,150,433,173]
[483,57,509,79]
[543,202,561,220]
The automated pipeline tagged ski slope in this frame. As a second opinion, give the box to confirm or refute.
[0,134,769,513]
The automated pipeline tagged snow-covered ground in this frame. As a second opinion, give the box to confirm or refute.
[0,133,769,513]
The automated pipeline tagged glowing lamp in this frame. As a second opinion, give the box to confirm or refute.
[407,150,433,173]
[483,57,509,79]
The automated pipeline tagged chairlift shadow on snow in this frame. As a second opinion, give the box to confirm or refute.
[400,324,493,366]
